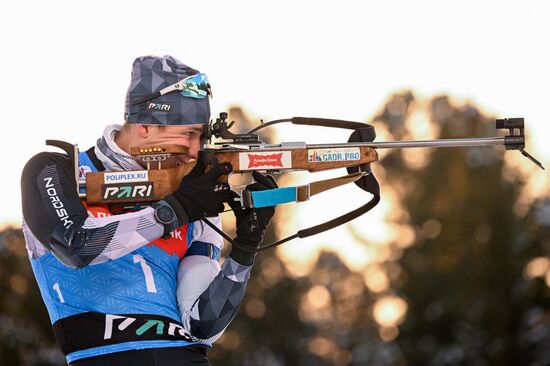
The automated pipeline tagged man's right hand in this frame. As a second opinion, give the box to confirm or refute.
[164,154,233,225]
[228,171,277,265]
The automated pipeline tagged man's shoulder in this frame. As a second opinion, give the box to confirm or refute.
[21,151,74,180]
[24,151,71,168]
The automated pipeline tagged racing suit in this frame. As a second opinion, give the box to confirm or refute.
[21,125,251,365]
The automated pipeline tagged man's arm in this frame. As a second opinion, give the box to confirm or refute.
[177,217,252,344]
[177,171,277,343]
[178,255,251,344]
[21,152,165,268]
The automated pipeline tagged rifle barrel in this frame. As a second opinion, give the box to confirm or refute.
[306,137,505,149]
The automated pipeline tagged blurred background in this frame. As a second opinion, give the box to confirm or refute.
[1,1,549,365]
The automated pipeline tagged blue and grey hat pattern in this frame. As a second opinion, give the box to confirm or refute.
[124,55,211,125]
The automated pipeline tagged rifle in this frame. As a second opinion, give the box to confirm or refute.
[46,113,544,251]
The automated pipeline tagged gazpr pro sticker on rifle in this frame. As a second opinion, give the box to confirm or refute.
[46,112,544,252]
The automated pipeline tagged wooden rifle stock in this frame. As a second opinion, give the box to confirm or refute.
[83,145,378,205]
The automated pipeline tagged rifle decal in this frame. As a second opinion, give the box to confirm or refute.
[238,151,292,170]
[103,171,149,184]
[101,182,154,201]
[308,147,361,162]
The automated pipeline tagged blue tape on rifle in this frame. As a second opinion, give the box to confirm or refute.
[250,187,297,208]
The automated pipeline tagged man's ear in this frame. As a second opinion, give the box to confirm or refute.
[135,124,151,138]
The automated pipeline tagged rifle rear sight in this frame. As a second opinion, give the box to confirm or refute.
[205,112,260,144]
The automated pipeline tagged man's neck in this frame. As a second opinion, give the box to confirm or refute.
[114,129,131,154]
[95,125,145,171]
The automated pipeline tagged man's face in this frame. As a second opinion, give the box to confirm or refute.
[141,124,205,166]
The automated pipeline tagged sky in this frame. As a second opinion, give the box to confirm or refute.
[2,1,549,265]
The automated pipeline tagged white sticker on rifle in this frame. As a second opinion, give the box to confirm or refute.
[103,171,149,184]
[308,148,361,162]
[238,151,292,170]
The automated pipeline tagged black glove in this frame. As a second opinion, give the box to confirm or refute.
[164,154,232,225]
[228,171,277,265]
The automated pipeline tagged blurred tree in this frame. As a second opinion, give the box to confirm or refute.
[515,197,550,365]
[377,93,549,365]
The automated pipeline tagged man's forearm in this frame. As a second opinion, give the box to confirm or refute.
[179,257,251,343]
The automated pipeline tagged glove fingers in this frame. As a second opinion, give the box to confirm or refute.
[205,202,225,216]
[251,171,278,189]
[186,155,206,178]
[220,184,235,203]
[204,162,233,181]
[265,174,278,189]
[213,182,231,192]
[227,190,242,210]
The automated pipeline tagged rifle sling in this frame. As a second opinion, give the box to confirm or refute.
[203,172,380,253]
[297,173,380,239]
[307,171,366,197]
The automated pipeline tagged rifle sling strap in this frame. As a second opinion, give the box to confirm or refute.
[203,171,381,253]
[297,173,380,239]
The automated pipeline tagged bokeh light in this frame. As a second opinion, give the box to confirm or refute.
[372,295,408,328]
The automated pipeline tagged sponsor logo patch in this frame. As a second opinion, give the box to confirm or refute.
[79,166,92,180]
[308,148,361,162]
[44,177,73,229]
[102,182,154,201]
[104,171,149,184]
[104,314,193,342]
[238,151,292,170]
[147,102,172,112]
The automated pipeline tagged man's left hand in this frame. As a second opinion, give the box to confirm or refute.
[228,171,277,265]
